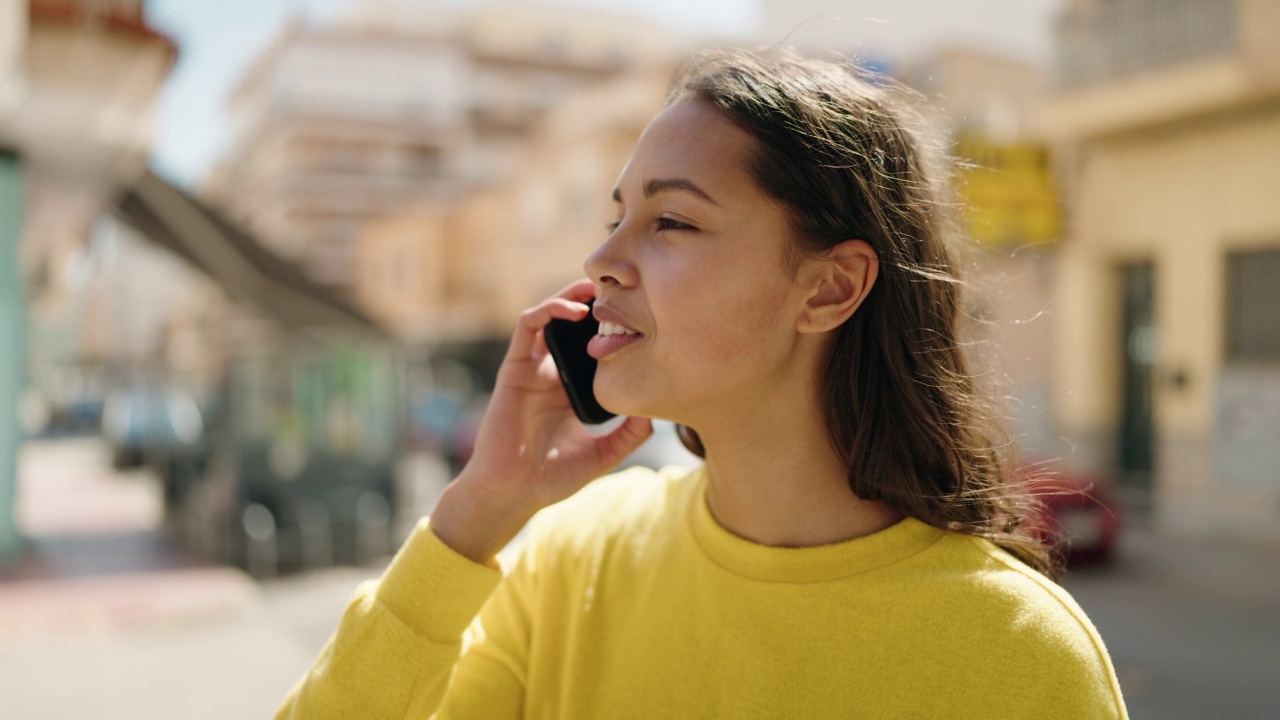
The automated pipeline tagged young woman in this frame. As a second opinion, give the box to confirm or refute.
[277,49,1128,719]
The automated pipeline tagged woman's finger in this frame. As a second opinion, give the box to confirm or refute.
[530,327,550,364]
[505,297,591,362]
[555,278,597,303]
[593,416,654,470]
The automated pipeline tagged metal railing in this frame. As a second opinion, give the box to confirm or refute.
[31,0,144,22]
[1056,0,1239,87]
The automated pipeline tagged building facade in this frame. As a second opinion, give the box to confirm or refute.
[209,0,672,290]
[353,63,671,347]
[0,0,177,558]
[1043,0,1280,542]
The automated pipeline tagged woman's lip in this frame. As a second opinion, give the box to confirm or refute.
[587,332,642,360]
[592,304,640,333]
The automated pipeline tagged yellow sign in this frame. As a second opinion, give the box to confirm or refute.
[954,135,1062,247]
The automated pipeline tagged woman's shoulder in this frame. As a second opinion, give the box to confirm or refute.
[955,535,1096,626]
[914,531,1121,684]
[918,533,1092,630]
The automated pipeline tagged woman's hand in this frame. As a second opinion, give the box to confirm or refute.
[430,279,653,564]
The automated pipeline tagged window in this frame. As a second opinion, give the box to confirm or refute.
[1226,247,1280,362]
[408,145,442,179]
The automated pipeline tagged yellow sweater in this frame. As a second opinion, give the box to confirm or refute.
[277,465,1128,719]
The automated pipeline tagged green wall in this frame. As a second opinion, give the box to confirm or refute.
[0,150,25,560]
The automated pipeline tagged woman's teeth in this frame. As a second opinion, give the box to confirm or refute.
[597,322,638,336]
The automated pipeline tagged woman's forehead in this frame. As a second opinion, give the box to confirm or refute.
[615,101,759,199]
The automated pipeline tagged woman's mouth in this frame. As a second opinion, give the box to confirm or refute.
[587,321,642,359]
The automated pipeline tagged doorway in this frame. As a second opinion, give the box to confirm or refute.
[1119,261,1156,512]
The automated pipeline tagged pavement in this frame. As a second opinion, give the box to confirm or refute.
[1,436,1278,719]
[0,438,385,719]
[1063,518,1280,720]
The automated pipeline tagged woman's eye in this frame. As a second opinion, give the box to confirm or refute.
[657,217,695,232]
[605,217,696,234]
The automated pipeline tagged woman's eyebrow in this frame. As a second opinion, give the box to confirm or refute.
[610,178,721,207]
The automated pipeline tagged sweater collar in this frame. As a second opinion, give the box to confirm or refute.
[684,466,944,583]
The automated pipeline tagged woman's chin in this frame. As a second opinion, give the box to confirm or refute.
[593,384,653,420]
[594,371,692,421]
[597,396,645,419]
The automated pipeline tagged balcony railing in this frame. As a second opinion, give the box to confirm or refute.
[1056,0,1238,88]
[31,0,144,23]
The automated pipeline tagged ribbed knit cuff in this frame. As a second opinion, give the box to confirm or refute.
[375,518,504,643]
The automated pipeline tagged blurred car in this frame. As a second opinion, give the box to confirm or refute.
[1018,468,1124,568]
[59,395,106,434]
[162,343,404,576]
[407,388,467,452]
[101,387,204,469]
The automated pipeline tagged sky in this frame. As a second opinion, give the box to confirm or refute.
[146,0,1061,188]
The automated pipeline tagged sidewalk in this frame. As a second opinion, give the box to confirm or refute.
[1062,518,1280,720]
[0,438,259,648]
[0,437,380,719]
[0,550,375,719]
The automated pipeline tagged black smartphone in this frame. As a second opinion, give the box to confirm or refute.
[544,300,617,425]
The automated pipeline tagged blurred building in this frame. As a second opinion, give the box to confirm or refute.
[207,0,673,290]
[0,0,177,557]
[353,37,1069,430]
[355,66,671,349]
[901,47,1064,463]
[1043,0,1280,543]
[6,0,177,394]
[903,46,1046,141]
[139,2,699,569]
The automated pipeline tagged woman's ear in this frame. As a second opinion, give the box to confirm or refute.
[796,239,879,334]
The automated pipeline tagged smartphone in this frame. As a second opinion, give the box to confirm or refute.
[544,300,617,425]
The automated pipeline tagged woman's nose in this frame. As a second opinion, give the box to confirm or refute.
[584,229,637,288]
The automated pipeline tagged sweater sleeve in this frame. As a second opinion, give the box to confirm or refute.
[273,518,513,719]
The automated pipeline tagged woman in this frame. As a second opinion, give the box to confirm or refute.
[277,48,1128,719]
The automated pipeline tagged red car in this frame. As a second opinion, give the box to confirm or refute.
[1017,468,1124,568]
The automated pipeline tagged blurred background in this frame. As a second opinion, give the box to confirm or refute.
[0,0,1278,717]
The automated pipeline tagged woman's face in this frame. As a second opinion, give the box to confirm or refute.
[584,100,821,425]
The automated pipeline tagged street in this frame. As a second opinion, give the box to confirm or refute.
[0,438,367,719]
[1064,521,1280,719]
[1,437,1277,719]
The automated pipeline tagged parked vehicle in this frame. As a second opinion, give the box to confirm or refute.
[164,338,405,576]
[1019,468,1124,568]
[101,386,204,469]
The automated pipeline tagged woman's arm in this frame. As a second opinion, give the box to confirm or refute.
[274,280,652,718]
[273,521,506,719]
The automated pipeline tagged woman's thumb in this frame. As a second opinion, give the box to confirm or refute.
[595,416,654,469]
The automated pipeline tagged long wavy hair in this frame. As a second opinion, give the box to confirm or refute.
[667,48,1055,578]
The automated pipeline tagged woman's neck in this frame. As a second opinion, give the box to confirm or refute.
[691,398,903,549]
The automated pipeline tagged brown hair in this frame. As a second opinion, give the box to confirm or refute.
[667,48,1056,578]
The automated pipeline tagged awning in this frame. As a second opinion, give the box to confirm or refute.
[113,168,386,337]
